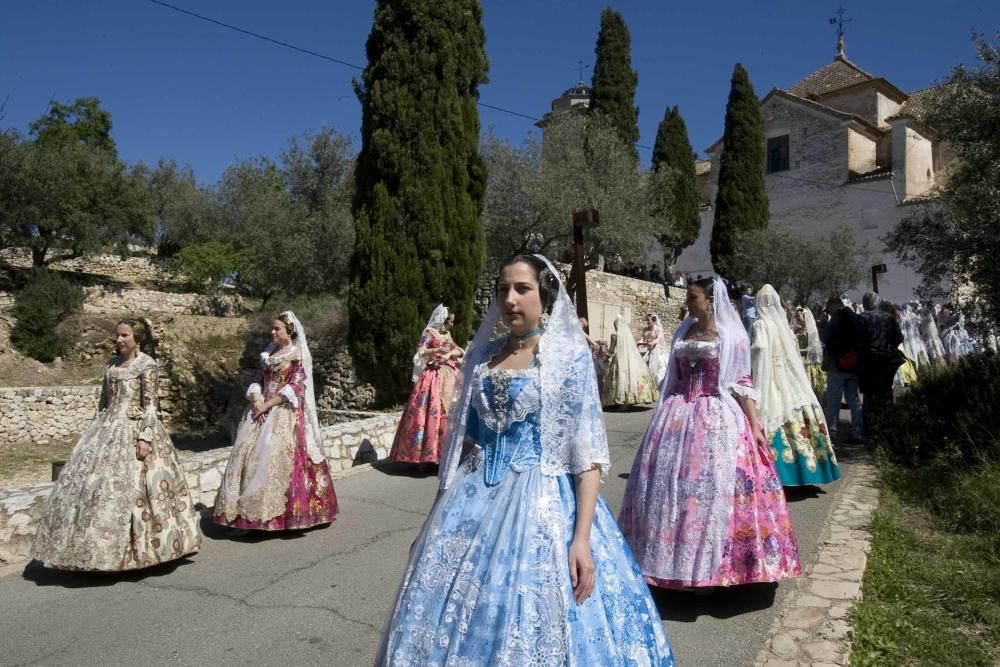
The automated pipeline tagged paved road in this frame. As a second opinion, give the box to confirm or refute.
[0,409,861,666]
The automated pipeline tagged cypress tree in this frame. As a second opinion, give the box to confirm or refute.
[350,0,488,401]
[652,106,701,264]
[711,63,769,279]
[589,7,639,160]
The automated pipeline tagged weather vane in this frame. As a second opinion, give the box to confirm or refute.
[829,6,852,56]
[574,59,590,84]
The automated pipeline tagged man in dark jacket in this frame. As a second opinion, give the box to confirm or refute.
[821,297,866,444]
[858,292,904,433]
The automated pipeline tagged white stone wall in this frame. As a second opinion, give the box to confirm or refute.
[0,410,402,564]
[677,94,932,306]
[0,387,101,445]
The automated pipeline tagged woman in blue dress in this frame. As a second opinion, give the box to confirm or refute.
[376,254,675,666]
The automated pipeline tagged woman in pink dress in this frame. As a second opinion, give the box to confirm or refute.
[388,304,464,467]
[213,312,338,534]
[618,277,801,589]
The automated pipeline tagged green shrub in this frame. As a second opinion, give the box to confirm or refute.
[875,353,1000,468]
[10,269,85,362]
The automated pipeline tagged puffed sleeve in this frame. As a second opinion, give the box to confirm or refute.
[138,359,160,443]
[278,359,306,409]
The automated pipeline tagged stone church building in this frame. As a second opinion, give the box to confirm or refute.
[677,41,950,305]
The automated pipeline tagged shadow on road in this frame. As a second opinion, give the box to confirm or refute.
[651,582,778,622]
[197,509,331,542]
[372,461,439,479]
[783,485,827,502]
[21,556,194,588]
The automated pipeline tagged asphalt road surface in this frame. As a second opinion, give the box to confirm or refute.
[0,409,862,666]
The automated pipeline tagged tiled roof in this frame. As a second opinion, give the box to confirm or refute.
[886,86,940,122]
[695,160,711,176]
[848,166,893,182]
[788,56,875,98]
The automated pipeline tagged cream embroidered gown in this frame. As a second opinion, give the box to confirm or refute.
[32,353,202,571]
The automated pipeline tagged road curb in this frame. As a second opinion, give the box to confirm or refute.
[755,456,879,667]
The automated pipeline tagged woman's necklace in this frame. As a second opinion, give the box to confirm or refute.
[508,327,544,350]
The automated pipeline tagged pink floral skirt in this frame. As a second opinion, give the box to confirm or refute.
[619,393,801,588]
[389,365,456,464]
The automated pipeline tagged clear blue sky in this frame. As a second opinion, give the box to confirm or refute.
[2,1,996,183]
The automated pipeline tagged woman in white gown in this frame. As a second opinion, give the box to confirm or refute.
[602,314,659,407]
[640,313,670,386]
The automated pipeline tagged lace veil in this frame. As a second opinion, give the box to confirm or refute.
[801,307,824,363]
[438,255,610,490]
[751,285,821,438]
[661,277,757,424]
[283,311,327,464]
[411,304,450,383]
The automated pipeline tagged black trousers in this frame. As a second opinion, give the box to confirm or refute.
[859,354,899,434]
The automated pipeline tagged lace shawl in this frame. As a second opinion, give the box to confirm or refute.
[439,255,610,489]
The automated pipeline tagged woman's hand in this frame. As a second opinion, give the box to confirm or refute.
[568,539,596,604]
[252,398,271,424]
[753,423,769,450]
[135,439,152,461]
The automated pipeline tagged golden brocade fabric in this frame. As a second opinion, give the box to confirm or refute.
[32,353,202,571]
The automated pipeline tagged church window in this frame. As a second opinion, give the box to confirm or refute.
[767,135,790,173]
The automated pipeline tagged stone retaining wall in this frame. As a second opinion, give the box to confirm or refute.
[0,248,172,285]
[583,270,687,342]
[0,386,102,445]
[81,286,245,317]
[0,410,401,564]
[0,286,244,317]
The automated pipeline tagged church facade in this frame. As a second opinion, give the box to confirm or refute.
[678,44,950,305]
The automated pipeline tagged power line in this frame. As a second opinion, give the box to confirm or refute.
[148,0,363,70]
[149,1,646,143]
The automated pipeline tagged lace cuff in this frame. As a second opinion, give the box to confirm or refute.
[279,385,299,408]
[730,383,760,404]
[246,383,262,400]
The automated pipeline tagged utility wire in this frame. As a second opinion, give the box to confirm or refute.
[149,1,640,139]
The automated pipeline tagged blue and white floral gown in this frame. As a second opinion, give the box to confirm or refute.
[377,365,675,666]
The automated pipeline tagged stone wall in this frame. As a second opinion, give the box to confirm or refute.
[583,270,686,343]
[0,410,401,564]
[81,286,245,317]
[0,285,244,317]
[0,248,173,286]
[0,386,101,445]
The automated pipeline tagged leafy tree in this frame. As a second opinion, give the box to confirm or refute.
[10,269,84,362]
[350,0,488,400]
[0,98,151,266]
[711,63,769,280]
[30,97,116,156]
[142,159,218,257]
[482,113,664,271]
[651,106,700,265]
[729,225,870,305]
[589,7,639,161]
[886,33,1000,323]
[171,127,355,301]
[0,136,151,266]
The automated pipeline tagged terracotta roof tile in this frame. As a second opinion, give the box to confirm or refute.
[788,56,874,98]
[887,86,940,122]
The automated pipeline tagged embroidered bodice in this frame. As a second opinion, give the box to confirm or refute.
[246,348,306,410]
[468,367,542,486]
[99,352,160,441]
[671,340,723,400]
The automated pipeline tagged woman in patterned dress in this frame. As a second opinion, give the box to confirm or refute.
[213,312,338,534]
[752,285,840,486]
[376,254,674,666]
[388,304,464,467]
[32,319,202,571]
[618,278,801,590]
[602,314,659,408]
